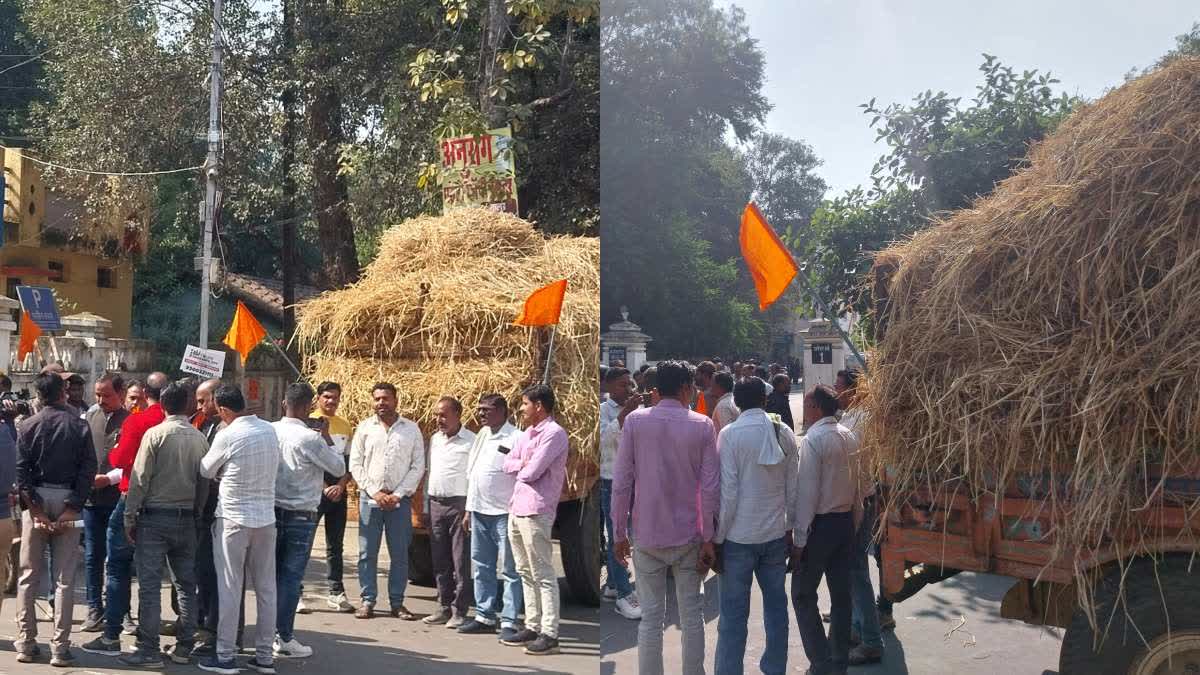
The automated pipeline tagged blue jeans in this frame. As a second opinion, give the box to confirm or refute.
[470,512,523,629]
[851,498,883,649]
[275,511,318,642]
[357,496,411,608]
[83,503,114,613]
[599,479,633,598]
[103,498,135,640]
[715,537,789,675]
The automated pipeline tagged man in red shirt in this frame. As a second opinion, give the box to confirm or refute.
[81,372,168,657]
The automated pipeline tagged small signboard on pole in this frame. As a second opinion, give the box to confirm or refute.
[16,286,62,331]
[180,344,226,379]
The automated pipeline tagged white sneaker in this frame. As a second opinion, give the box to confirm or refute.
[615,593,642,620]
[601,586,618,602]
[296,597,312,615]
[273,637,313,659]
[327,593,354,613]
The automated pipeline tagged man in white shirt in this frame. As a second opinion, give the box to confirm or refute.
[198,385,281,675]
[711,371,739,433]
[714,378,799,675]
[422,396,476,628]
[349,382,425,621]
[599,367,642,620]
[455,394,524,641]
[271,383,346,659]
[790,385,859,675]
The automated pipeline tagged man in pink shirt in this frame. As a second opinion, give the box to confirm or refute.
[501,384,568,656]
[612,360,719,675]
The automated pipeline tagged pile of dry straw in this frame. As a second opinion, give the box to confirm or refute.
[866,59,1200,574]
[296,208,600,496]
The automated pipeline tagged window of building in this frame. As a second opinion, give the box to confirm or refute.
[47,260,66,283]
[97,267,116,289]
[4,221,17,244]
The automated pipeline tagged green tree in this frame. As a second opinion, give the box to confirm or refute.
[601,0,774,357]
[792,56,1077,322]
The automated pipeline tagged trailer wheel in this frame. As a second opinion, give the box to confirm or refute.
[408,530,435,587]
[1059,555,1200,675]
[558,487,601,606]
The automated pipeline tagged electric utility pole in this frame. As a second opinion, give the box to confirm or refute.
[199,0,223,347]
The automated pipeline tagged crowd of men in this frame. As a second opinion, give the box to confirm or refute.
[0,365,570,672]
[600,359,887,675]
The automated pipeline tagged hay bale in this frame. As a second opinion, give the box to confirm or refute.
[867,59,1200,577]
[296,209,599,496]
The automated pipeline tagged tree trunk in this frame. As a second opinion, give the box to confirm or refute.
[300,0,358,288]
[279,0,298,356]
[478,0,508,128]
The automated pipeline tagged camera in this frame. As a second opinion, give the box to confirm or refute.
[0,389,32,418]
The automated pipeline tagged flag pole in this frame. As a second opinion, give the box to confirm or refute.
[541,325,557,385]
[266,337,303,379]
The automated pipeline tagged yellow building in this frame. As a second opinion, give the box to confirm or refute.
[1,147,135,337]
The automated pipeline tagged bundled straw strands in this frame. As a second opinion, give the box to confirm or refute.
[296,208,600,496]
[866,58,1200,570]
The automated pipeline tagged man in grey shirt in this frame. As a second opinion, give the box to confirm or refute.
[271,383,345,659]
[713,377,799,675]
[118,383,210,667]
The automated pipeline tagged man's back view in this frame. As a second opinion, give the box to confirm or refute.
[611,360,719,675]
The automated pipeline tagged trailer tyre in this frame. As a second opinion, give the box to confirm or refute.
[558,487,602,606]
[408,530,435,587]
[1059,554,1200,675]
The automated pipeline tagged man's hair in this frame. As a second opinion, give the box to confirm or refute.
[754,365,769,381]
[696,361,717,377]
[712,371,735,394]
[126,379,143,390]
[637,363,651,374]
[733,378,767,410]
[285,382,315,411]
[810,385,840,417]
[655,360,693,397]
[480,393,508,413]
[97,372,126,393]
[438,395,463,415]
[604,367,631,383]
[837,368,861,390]
[522,384,556,413]
[0,374,12,391]
[144,371,169,401]
[159,382,191,415]
[372,382,397,398]
[642,367,657,392]
[214,384,246,413]
[771,373,791,388]
[316,381,341,395]
[34,372,64,403]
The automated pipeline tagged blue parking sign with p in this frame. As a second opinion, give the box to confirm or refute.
[16,286,62,331]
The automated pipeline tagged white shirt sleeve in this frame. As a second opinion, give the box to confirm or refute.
[398,425,426,498]
[714,427,738,545]
[793,432,822,548]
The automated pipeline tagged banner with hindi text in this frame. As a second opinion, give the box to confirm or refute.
[439,127,519,215]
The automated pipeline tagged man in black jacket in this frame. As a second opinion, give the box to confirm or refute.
[14,372,97,667]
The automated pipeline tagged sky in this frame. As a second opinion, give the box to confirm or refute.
[727,0,1198,197]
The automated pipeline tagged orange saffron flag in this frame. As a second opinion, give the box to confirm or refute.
[17,311,41,362]
[223,300,267,362]
[740,202,798,311]
[695,390,708,416]
[514,279,568,326]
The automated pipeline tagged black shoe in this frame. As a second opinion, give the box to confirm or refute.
[167,641,195,664]
[119,649,165,667]
[498,626,521,643]
[192,639,215,656]
[524,634,559,655]
[457,619,495,634]
[81,635,122,656]
[198,655,240,674]
[501,628,538,646]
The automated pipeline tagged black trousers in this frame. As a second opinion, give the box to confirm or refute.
[791,511,855,674]
[317,492,348,593]
[429,496,471,615]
